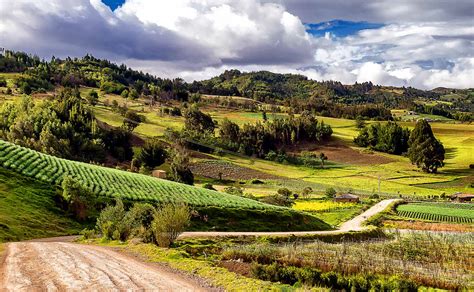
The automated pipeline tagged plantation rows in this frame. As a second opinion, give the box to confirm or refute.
[396,203,474,224]
[397,210,473,224]
[0,140,281,210]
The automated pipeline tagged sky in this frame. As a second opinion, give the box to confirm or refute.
[0,0,473,89]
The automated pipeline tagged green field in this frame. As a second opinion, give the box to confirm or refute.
[0,139,332,231]
[396,202,474,224]
[0,168,83,242]
[0,139,284,210]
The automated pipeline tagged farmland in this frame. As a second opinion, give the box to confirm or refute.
[396,202,474,224]
[0,139,330,231]
[0,139,273,209]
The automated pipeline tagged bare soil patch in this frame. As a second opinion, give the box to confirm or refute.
[190,160,281,180]
[218,260,252,278]
[287,138,394,165]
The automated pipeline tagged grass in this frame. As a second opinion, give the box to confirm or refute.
[220,232,473,290]
[95,240,307,291]
[0,168,83,242]
[0,139,330,232]
[4,91,473,198]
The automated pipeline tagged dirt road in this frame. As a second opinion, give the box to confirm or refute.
[0,241,206,291]
[180,199,399,238]
[0,199,397,290]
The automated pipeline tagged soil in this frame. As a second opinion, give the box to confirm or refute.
[190,160,281,180]
[286,138,394,165]
[0,242,208,291]
[218,261,252,278]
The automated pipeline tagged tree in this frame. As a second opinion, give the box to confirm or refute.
[184,107,215,135]
[123,110,142,132]
[325,187,336,198]
[61,176,97,221]
[138,138,167,169]
[86,90,99,106]
[168,148,194,185]
[355,116,366,129]
[319,152,328,168]
[302,187,313,198]
[407,119,445,173]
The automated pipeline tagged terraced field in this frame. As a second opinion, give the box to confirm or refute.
[0,139,284,210]
[397,202,474,224]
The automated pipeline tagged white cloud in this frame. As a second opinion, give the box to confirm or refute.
[0,0,472,89]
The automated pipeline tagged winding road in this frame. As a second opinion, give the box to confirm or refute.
[0,199,398,291]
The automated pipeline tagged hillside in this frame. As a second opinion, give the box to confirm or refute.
[0,168,82,242]
[0,139,331,231]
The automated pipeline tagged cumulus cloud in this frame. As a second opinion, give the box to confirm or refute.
[0,0,473,89]
[279,0,474,23]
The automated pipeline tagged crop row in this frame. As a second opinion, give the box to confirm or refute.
[397,210,473,224]
[0,140,281,210]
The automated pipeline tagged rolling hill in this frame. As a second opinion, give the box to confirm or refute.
[0,139,331,232]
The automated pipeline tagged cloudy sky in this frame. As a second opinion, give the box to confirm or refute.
[1,0,473,89]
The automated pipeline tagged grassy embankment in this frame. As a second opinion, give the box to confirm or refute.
[0,168,83,242]
[0,139,330,232]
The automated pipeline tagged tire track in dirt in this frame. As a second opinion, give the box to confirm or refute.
[0,242,206,291]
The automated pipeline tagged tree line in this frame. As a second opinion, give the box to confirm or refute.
[354,120,445,173]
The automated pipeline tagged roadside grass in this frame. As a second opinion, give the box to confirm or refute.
[96,241,308,291]
[0,168,83,243]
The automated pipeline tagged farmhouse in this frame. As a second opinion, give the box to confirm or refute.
[152,170,167,179]
[334,193,360,203]
[450,193,474,203]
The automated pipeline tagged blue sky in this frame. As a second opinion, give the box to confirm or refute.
[102,0,384,38]
[103,0,124,10]
[1,0,473,89]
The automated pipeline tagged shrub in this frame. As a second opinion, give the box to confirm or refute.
[202,183,216,190]
[224,186,244,196]
[137,138,167,169]
[250,179,264,185]
[127,203,156,243]
[61,176,98,221]
[325,187,337,198]
[369,194,380,199]
[152,204,191,247]
[96,199,128,240]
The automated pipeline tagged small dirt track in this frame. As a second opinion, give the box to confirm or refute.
[180,199,399,238]
[0,242,205,291]
[0,199,398,290]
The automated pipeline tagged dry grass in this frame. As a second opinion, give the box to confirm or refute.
[384,220,474,232]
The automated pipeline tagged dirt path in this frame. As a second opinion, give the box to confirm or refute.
[180,199,399,238]
[0,241,206,291]
[0,199,397,290]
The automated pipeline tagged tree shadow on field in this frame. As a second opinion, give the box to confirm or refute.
[444,147,457,160]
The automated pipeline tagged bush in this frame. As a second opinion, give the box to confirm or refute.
[127,203,156,243]
[250,179,264,184]
[325,187,337,198]
[152,204,191,247]
[61,176,98,221]
[96,199,128,240]
[96,200,158,242]
[202,183,216,190]
[224,186,244,196]
[369,194,380,199]
[137,138,167,169]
